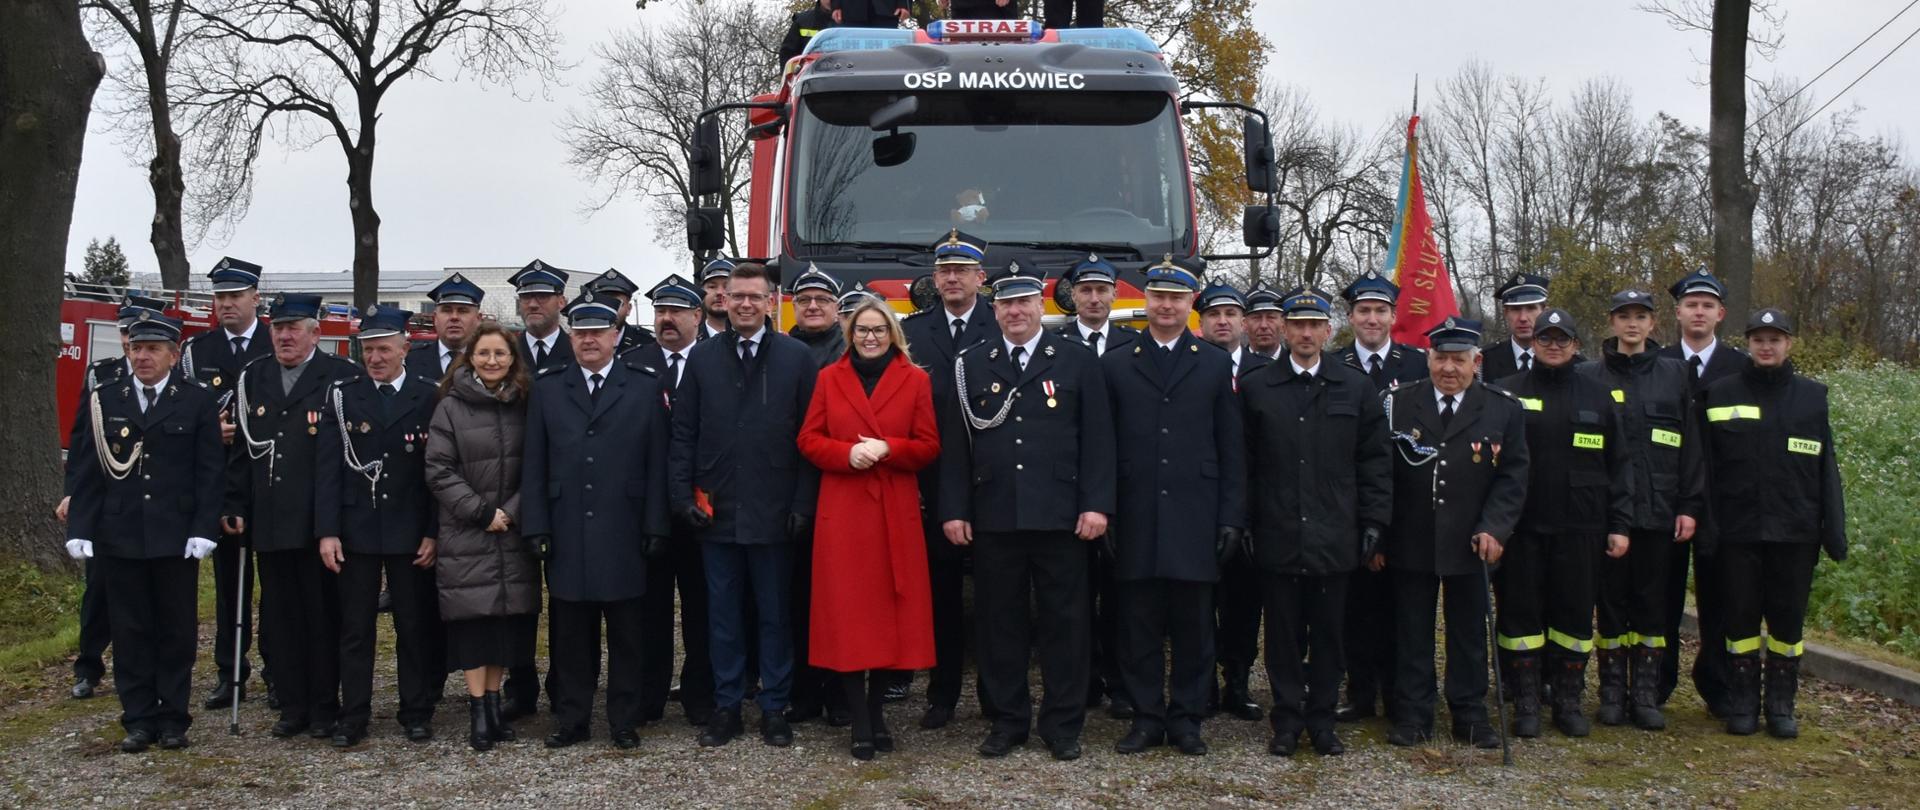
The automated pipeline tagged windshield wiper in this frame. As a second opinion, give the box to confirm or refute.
[996,241,1144,259]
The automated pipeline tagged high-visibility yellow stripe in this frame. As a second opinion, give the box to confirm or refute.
[1573,432,1605,450]
[1787,437,1822,455]
[1707,404,1762,422]
[1727,636,1764,655]
[799,27,821,36]
[1651,428,1682,448]
[1638,634,1668,649]
[1518,397,1543,412]
[1611,389,1626,404]
[1548,628,1593,653]
[1766,637,1805,657]
[1497,633,1546,651]
[1596,634,1632,650]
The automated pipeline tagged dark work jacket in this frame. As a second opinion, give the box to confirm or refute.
[1697,361,1846,560]
[1481,337,1585,383]
[227,352,359,553]
[313,372,440,555]
[1658,339,1748,394]
[1333,341,1429,391]
[181,319,270,397]
[1497,363,1633,537]
[68,371,225,559]
[1382,380,1530,577]
[669,330,820,544]
[65,357,131,495]
[779,6,834,63]
[790,324,847,370]
[1579,339,1706,528]
[614,325,655,355]
[406,340,455,383]
[902,297,1001,524]
[515,329,574,376]
[1240,356,1391,576]
[1232,346,1270,380]
[1101,333,1246,583]
[1052,320,1141,359]
[936,332,1116,532]
[522,359,672,602]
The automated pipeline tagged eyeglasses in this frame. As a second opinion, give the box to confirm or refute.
[853,326,890,338]
[793,295,835,308]
[727,292,769,304]
[1534,334,1575,348]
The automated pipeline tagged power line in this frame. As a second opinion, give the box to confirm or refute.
[1747,0,1919,131]
[1777,19,1920,142]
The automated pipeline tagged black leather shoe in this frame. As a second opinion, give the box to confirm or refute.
[1114,727,1164,754]
[977,730,1027,758]
[783,702,822,724]
[1310,729,1345,755]
[544,726,589,749]
[120,729,155,753]
[1221,684,1264,722]
[761,714,793,747]
[684,704,714,727]
[826,703,853,727]
[203,681,241,710]
[883,681,911,703]
[1106,696,1136,720]
[270,719,309,739]
[1333,702,1375,722]
[1268,729,1298,756]
[375,588,394,614]
[918,704,954,730]
[158,731,189,750]
[1046,737,1082,761]
[264,681,282,711]
[850,740,876,761]
[404,724,433,742]
[71,677,98,700]
[611,729,640,749]
[1170,732,1208,756]
[873,729,894,753]
[307,721,335,740]
[1451,722,1500,749]
[500,694,533,722]
[331,727,367,748]
[640,707,666,724]
[698,709,743,747]
[1386,725,1429,747]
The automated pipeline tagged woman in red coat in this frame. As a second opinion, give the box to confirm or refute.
[796,298,942,760]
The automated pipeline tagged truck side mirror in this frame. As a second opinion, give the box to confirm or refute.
[686,206,726,253]
[689,117,724,199]
[1244,115,1275,194]
[1242,205,1279,248]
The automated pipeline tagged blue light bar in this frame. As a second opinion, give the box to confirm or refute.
[803,27,914,56]
[1055,27,1162,55]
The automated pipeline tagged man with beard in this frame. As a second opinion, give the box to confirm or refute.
[697,257,736,341]
[510,260,573,373]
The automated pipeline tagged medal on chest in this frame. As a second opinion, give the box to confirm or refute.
[307,410,319,435]
[1043,380,1058,408]
[1471,441,1482,464]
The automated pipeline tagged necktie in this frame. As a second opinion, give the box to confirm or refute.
[589,372,604,399]
[441,351,452,373]
[534,339,548,369]
[739,339,756,364]
[142,385,158,412]
[231,336,246,357]
[378,383,397,398]
[1368,354,1383,378]
[1689,354,1704,378]
[1012,345,1027,371]
[951,318,966,344]
[668,352,683,389]
[1440,394,1457,428]
[1519,351,1532,372]
[1299,371,1314,384]
[1088,332,1103,356]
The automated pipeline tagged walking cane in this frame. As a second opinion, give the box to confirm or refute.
[229,543,247,736]
[1479,549,1512,766]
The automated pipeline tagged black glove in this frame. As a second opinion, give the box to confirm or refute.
[786,513,812,541]
[1216,526,1244,567]
[1358,526,1382,562]
[678,504,713,529]
[529,534,551,561]
[641,534,670,559]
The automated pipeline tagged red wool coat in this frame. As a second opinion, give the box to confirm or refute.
[796,352,942,672]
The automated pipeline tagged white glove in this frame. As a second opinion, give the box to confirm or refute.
[66,539,94,559]
[185,537,218,560]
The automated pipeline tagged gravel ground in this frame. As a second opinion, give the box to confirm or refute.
[3,631,1916,809]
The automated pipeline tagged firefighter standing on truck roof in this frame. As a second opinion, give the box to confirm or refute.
[1698,308,1847,740]
[779,0,835,64]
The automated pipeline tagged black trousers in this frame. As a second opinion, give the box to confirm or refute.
[1717,542,1819,658]
[788,536,840,713]
[925,522,968,710]
[1042,0,1102,28]
[1088,545,1123,699]
[209,536,259,685]
[950,0,1021,19]
[641,532,712,719]
[974,531,1089,742]
[1669,541,1728,702]
[1116,578,1213,737]
[100,555,197,735]
[257,548,339,727]
[1391,569,1489,731]
[336,552,440,731]
[1263,572,1348,736]
[74,557,110,682]
[1213,554,1262,682]
[1341,565,1395,708]
[1496,532,1598,658]
[1598,528,1672,650]
[549,595,646,734]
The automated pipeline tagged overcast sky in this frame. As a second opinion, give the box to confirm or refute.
[68,0,1920,319]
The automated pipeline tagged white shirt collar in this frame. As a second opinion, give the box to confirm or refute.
[1077,320,1108,342]
[373,370,408,391]
[1291,355,1321,376]
[1156,335,1181,351]
[225,320,259,343]
[946,301,976,326]
[1512,339,1532,364]
[1684,338,1718,366]
[526,331,554,352]
[580,360,613,384]
[1355,341,1388,367]
[1003,332,1043,361]
[1435,385,1465,408]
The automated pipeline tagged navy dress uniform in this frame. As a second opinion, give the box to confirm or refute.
[1328,271,1427,723]
[1052,254,1141,357]
[66,314,224,751]
[1480,273,1551,382]
[228,293,360,738]
[626,278,716,727]
[407,274,485,381]
[936,265,1116,758]
[1241,288,1392,757]
[1656,267,1747,712]
[1495,309,1632,739]
[668,282,820,745]
[900,231,1001,725]
[1101,258,1246,755]
[182,259,274,710]
[1579,290,1707,732]
[521,295,673,747]
[784,262,847,722]
[1698,310,1846,739]
[314,307,444,745]
[510,260,576,374]
[1381,318,1530,748]
[585,268,657,352]
[1194,281,1266,721]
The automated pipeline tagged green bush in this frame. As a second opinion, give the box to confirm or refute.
[1806,363,1920,657]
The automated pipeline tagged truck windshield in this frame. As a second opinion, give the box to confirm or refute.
[790,91,1192,257]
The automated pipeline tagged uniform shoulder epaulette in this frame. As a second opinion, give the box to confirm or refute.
[1482,382,1520,402]
[956,340,987,357]
[88,356,120,371]
[241,353,275,371]
[902,307,936,322]
[537,362,572,378]
[622,357,659,376]
[328,372,365,389]
[182,375,211,390]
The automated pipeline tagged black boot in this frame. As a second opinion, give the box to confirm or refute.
[485,691,514,742]
[1221,669,1263,721]
[1509,653,1542,738]
[1725,655,1761,736]
[1550,655,1591,738]
[1764,656,1801,739]
[467,696,494,752]
[1630,647,1667,731]
[868,672,894,753]
[842,672,874,760]
[1595,648,1628,726]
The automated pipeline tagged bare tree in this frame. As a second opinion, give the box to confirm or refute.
[560,0,782,261]
[0,0,105,569]
[82,0,199,287]
[174,0,562,310]
[1438,60,1504,282]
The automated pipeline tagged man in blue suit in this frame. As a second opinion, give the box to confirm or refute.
[670,262,820,749]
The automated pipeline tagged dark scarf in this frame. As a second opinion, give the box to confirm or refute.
[850,348,896,396]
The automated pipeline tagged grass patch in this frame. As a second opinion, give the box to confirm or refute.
[0,562,82,694]
[1809,364,1920,657]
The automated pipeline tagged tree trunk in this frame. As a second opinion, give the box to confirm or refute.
[0,0,104,569]
[1709,0,1758,319]
[147,79,191,289]
[346,133,380,312]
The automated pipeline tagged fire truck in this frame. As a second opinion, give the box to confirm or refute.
[684,19,1281,325]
